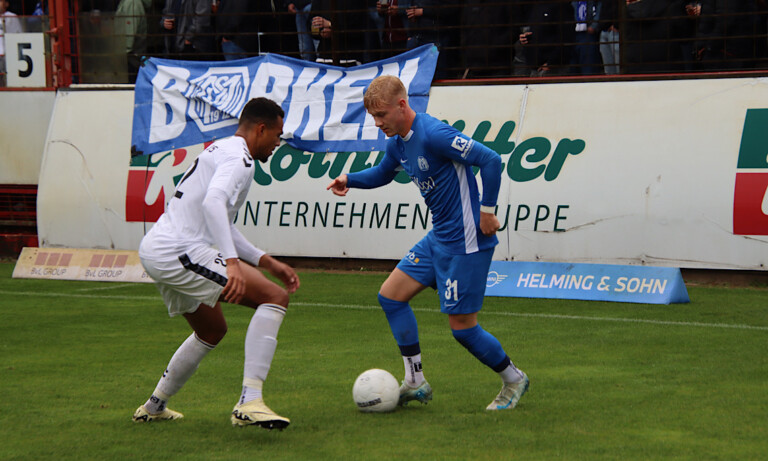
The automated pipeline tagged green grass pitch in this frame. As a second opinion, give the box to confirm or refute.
[1,261,767,460]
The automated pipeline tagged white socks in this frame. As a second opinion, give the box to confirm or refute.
[143,304,287,412]
[144,333,215,413]
[239,304,286,404]
[499,363,525,384]
[403,353,424,388]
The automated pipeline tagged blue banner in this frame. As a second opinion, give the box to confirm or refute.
[485,261,690,304]
[131,45,439,157]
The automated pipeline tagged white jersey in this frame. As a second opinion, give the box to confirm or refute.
[139,136,255,262]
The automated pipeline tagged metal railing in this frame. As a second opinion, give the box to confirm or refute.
[2,0,768,88]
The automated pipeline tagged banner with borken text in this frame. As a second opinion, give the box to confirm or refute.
[130,45,439,157]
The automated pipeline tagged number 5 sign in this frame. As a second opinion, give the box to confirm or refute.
[5,33,47,87]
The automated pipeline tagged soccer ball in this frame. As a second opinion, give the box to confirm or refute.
[352,368,400,413]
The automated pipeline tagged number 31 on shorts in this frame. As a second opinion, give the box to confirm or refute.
[444,278,459,302]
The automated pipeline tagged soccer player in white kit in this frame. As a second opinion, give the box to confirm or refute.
[133,97,300,430]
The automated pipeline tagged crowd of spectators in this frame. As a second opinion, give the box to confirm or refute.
[2,0,768,84]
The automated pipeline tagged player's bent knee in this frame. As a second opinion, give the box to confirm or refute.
[448,313,478,330]
[270,287,290,308]
[248,286,289,309]
[199,323,227,345]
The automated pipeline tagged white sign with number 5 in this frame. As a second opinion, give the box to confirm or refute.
[6,33,46,87]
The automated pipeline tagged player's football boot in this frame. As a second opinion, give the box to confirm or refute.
[398,380,433,406]
[485,372,529,410]
[231,398,290,430]
[132,405,184,422]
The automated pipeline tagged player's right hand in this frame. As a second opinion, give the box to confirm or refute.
[327,174,349,196]
[222,258,246,304]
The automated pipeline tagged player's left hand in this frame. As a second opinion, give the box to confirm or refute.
[479,211,500,236]
[260,255,300,293]
[274,262,300,294]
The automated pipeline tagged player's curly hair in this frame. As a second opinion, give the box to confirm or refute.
[364,75,407,111]
[239,97,285,127]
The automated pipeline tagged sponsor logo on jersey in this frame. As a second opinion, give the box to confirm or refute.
[405,251,420,264]
[412,176,435,195]
[450,135,473,158]
[417,156,429,171]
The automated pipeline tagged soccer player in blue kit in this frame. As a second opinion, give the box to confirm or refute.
[327,75,529,410]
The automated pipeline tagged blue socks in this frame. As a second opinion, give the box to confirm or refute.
[378,293,420,356]
[378,294,515,377]
[452,324,511,372]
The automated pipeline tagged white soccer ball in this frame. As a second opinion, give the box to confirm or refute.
[352,368,400,413]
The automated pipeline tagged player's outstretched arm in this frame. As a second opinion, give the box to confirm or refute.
[328,153,399,194]
[258,254,300,293]
[327,174,350,196]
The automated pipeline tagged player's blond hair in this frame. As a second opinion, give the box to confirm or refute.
[364,75,407,111]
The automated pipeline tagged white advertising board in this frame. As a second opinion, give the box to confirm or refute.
[0,90,54,184]
[37,78,768,269]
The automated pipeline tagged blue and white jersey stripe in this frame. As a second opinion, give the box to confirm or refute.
[347,113,502,254]
[453,161,479,253]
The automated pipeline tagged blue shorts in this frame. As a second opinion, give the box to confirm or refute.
[396,233,495,314]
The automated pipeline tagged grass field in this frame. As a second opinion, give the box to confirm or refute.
[1,260,767,460]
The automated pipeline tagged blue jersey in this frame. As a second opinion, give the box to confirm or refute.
[347,113,502,254]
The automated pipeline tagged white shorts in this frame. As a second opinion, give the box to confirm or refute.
[141,246,228,317]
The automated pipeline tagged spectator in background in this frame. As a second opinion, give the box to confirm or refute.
[462,0,516,78]
[256,0,299,56]
[286,1,317,61]
[519,0,575,77]
[680,1,702,71]
[365,1,385,62]
[217,0,260,60]
[624,0,686,73]
[696,0,760,70]
[1,0,23,86]
[115,0,151,82]
[20,1,46,32]
[756,0,768,68]
[3,0,22,21]
[599,0,620,74]
[161,0,215,60]
[377,0,408,58]
[310,0,367,66]
[570,1,602,75]
[404,0,460,79]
